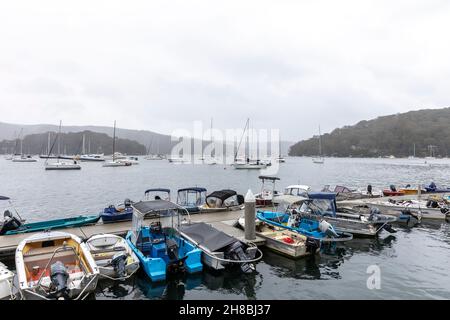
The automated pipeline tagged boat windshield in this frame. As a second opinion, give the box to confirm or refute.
[178,189,206,207]
[299,199,336,217]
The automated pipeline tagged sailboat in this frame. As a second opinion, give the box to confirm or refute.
[233,118,267,170]
[79,133,105,161]
[103,121,131,167]
[205,118,217,165]
[45,121,81,170]
[144,137,163,160]
[312,126,324,164]
[275,138,285,163]
[12,129,37,162]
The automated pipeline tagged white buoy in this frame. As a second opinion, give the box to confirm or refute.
[244,189,256,241]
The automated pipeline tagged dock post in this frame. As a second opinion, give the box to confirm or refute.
[244,189,256,241]
[418,184,421,200]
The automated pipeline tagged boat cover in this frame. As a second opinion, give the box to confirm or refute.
[177,187,207,193]
[206,190,237,201]
[144,188,171,194]
[258,175,280,181]
[180,222,236,252]
[133,200,180,215]
[0,196,10,200]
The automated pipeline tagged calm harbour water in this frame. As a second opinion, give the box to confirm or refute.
[1,157,449,300]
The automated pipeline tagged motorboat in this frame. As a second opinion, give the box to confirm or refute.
[424,182,450,193]
[254,176,281,207]
[322,185,381,201]
[15,231,99,300]
[144,188,171,201]
[80,154,105,162]
[125,200,203,282]
[84,234,140,280]
[382,185,406,197]
[102,160,131,167]
[100,199,134,223]
[12,155,37,162]
[0,262,15,300]
[179,222,262,273]
[122,156,139,165]
[398,185,427,195]
[199,190,244,213]
[236,217,321,258]
[280,185,311,198]
[176,187,207,213]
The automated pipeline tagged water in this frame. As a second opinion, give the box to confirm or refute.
[1,157,449,299]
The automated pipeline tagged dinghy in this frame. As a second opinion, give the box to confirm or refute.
[15,231,99,300]
[0,262,15,300]
[125,200,203,282]
[179,222,262,273]
[85,234,139,280]
[199,190,244,213]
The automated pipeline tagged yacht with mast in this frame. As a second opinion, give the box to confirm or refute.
[312,125,324,164]
[205,117,217,165]
[45,121,81,170]
[103,121,132,167]
[12,129,37,162]
[79,133,105,161]
[233,118,267,169]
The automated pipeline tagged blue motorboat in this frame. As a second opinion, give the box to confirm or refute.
[125,200,203,282]
[257,194,353,242]
[176,187,207,213]
[100,198,134,223]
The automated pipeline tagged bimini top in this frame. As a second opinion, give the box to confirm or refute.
[286,185,310,191]
[308,192,337,201]
[206,189,237,201]
[273,194,307,205]
[258,176,280,181]
[144,188,171,195]
[0,196,10,201]
[133,200,181,215]
[180,222,236,252]
[177,187,207,193]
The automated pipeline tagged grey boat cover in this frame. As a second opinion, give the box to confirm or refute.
[133,200,180,214]
[180,222,237,252]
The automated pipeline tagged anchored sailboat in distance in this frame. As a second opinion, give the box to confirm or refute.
[45,121,81,170]
[233,118,267,170]
[103,121,131,167]
[11,129,37,162]
[312,125,324,164]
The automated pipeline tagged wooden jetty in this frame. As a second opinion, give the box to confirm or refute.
[0,208,265,258]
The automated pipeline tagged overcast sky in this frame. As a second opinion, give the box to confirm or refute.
[0,0,449,141]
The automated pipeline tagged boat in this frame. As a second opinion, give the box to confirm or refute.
[167,156,188,163]
[280,185,311,197]
[44,121,81,170]
[15,231,99,300]
[84,234,140,280]
[254,176,281,207]
[100,199,134,223]
[382,185,406,196]
[176,187,207,213]
[80,154,105,162]
[103,121,131,167]
[255,196,353,242]
[12,155,37,162]
[179,222,262,273]
[0,262,15,300]
[122,156,139,165]
[424,182,450,193]
[312,125,324,164]
[398,184,427,195]
[322,185,381,201]
[239,218,320,258]
[232,118,267,170]
[0,210,100,236]
[145,154,164,160]
[199,190,244,213]
[346,197,450,221]
[125,200,203,282]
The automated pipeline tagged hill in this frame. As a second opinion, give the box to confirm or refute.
[289,107,450,157]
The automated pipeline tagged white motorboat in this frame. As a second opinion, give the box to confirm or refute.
[199,189,244,213]
[103,160,131,167]
[122,156,139,165]
[12,156,37,162]
[84,234,139,280]
[0,262,15,300]
[15,231,99,300]
[80,154,105,162]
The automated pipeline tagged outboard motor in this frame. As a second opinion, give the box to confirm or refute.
[367,184,373,195]
[368,207,381,221]
[225,241,255,274]
[305,237,321,254]
[110,252,128,278]
[49,261,69,299]
[166,238,186,275]
[166,238,180,261]
[124,198,132,208]
[0,210,22,235]
[390,185,397,192]
[319,220,339,238]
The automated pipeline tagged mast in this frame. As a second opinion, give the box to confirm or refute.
[210,117,214,158]
[82,133,86,155]
[58,121,61,156]
[318,125,322,157]
[47,132,51,155]
[112,120,116,161]
[413,143,416,157]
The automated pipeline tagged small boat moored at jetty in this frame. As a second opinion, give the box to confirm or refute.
[85,234,139,280]
[176,187,207,213]
[322,185,381,201]
[125,200,203,282]
[15,231,99,300]
[280,185,311,198]
[144,188,171,201]
[424,182,450,193]
[199,189,244,213]
[255,176,281,207]
[398,185,427,195]
[100,199,134,223]
[179,222,262,273]
[0,199,100,235]
[0,262,15,300]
